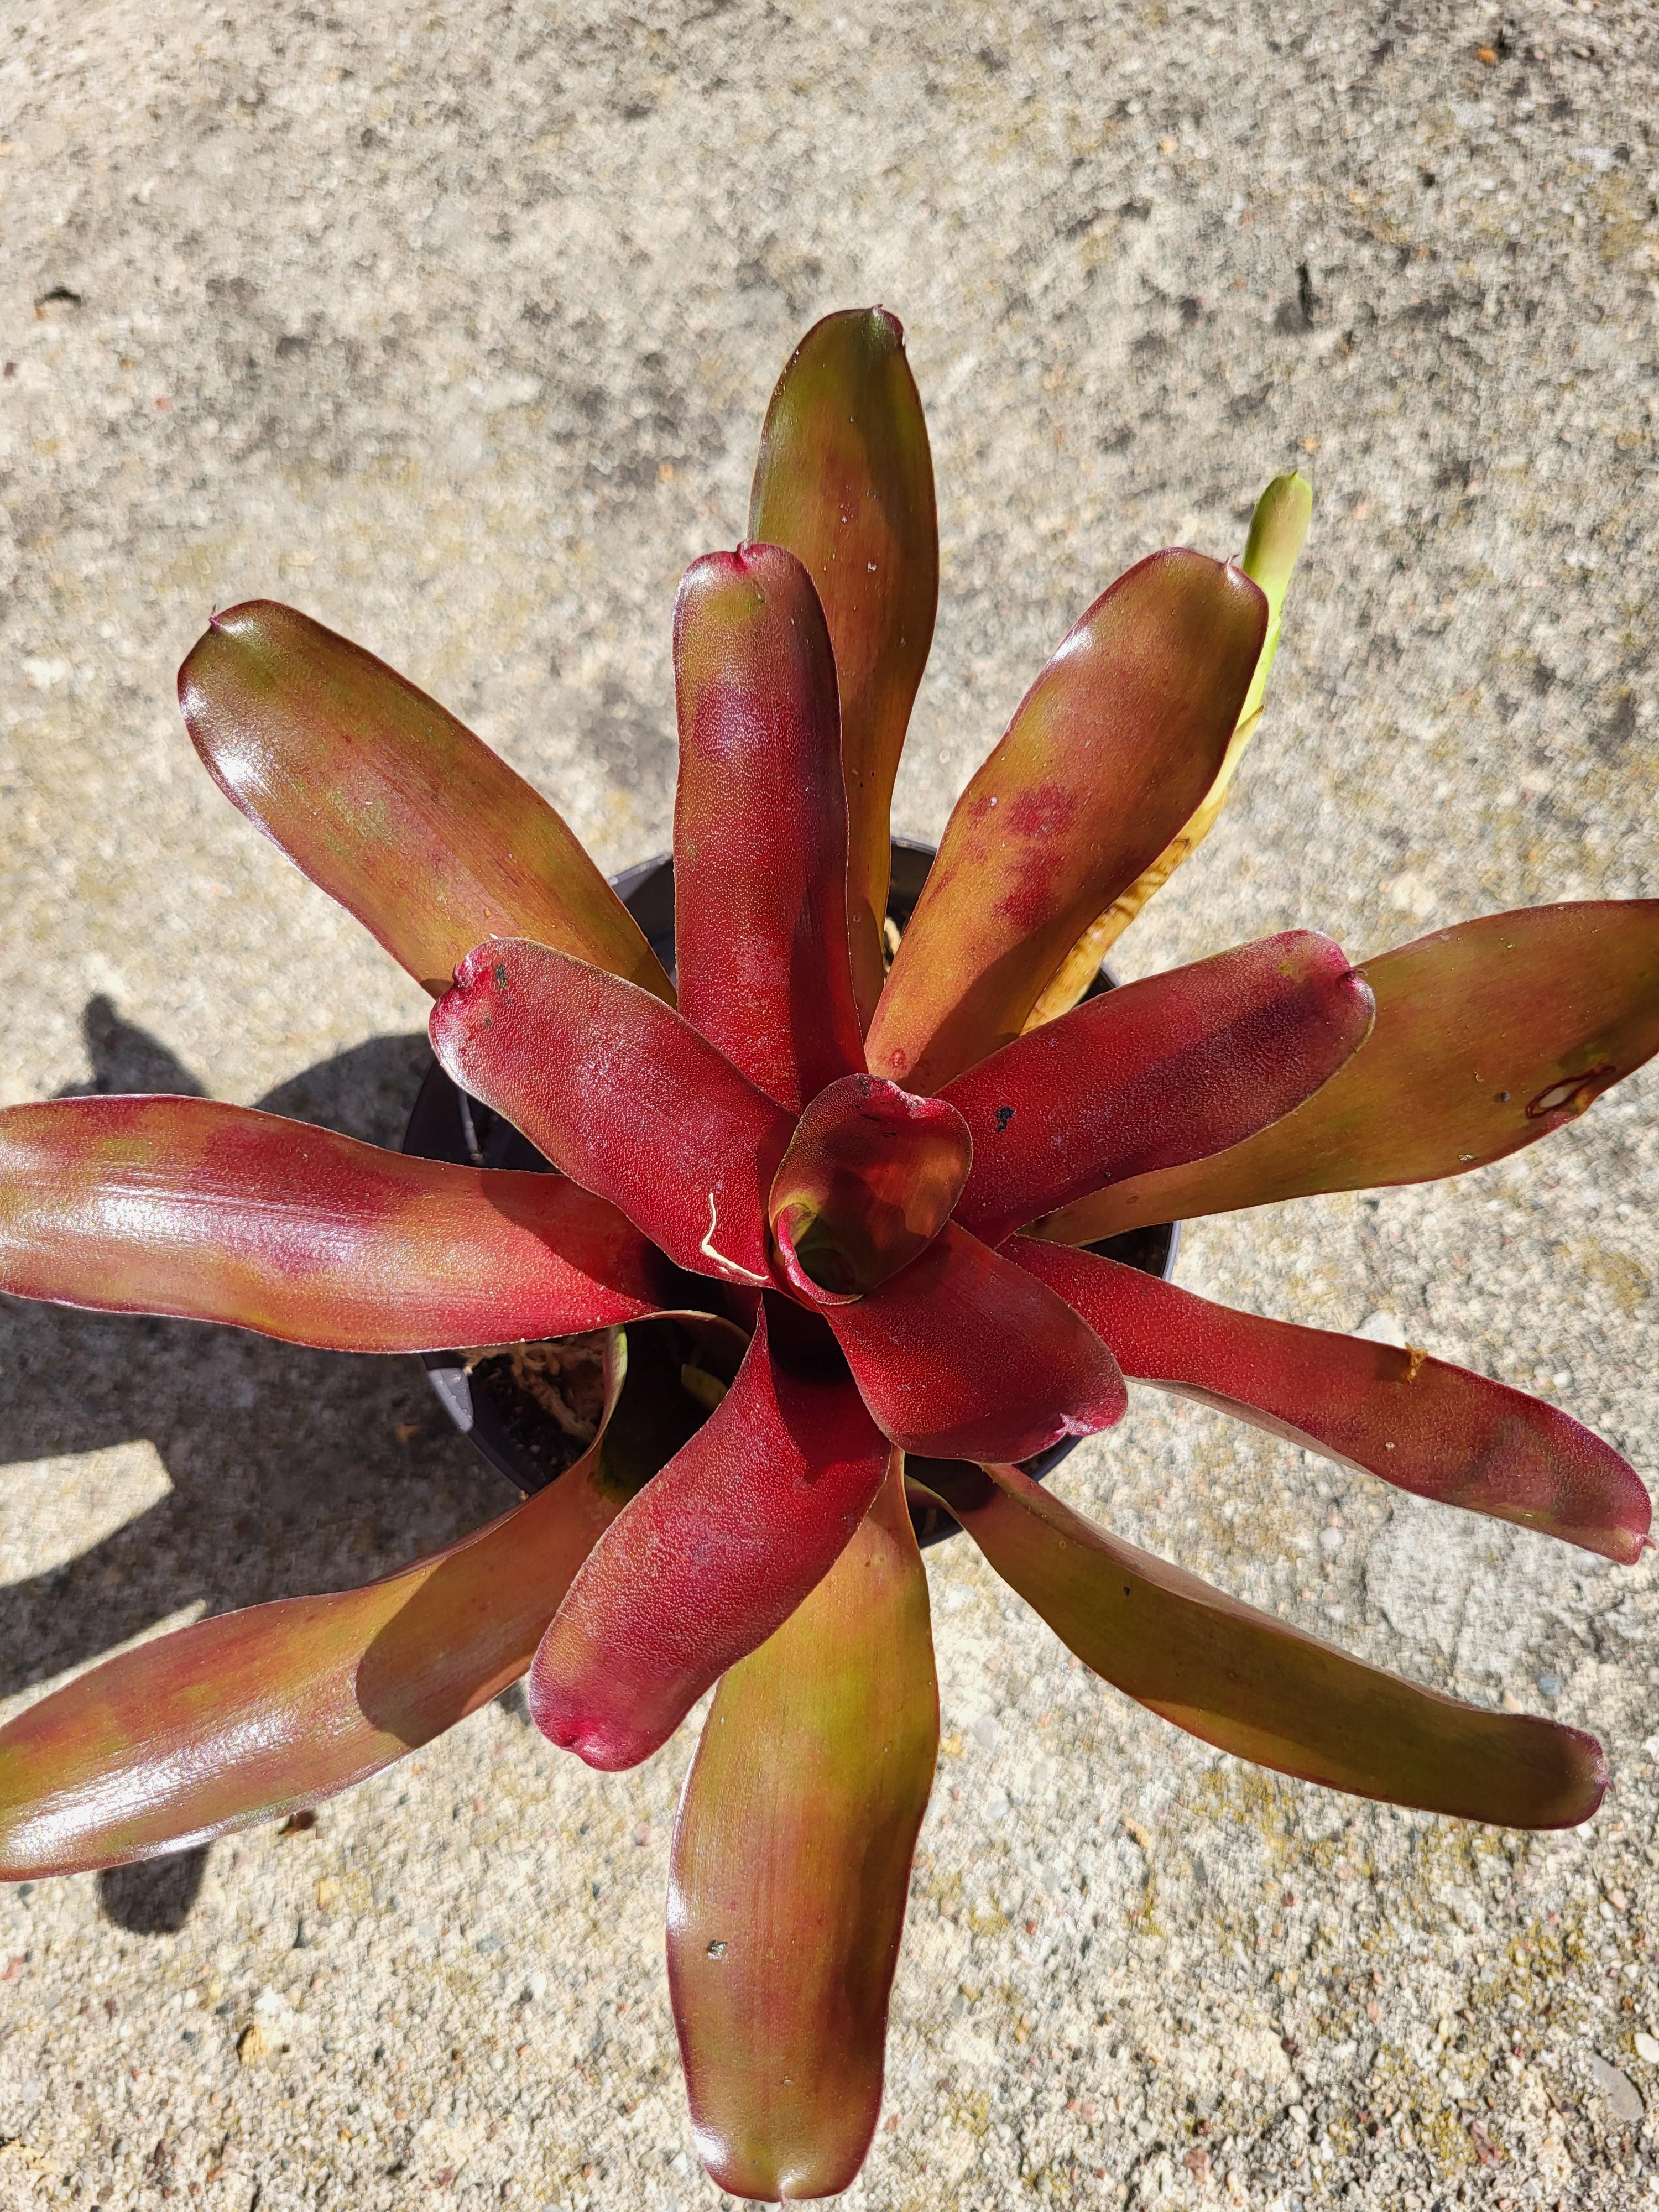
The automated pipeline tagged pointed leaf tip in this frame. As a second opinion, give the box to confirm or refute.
[672,542,864,1111]
[668,1463,936,2202]
[820,1222,1125,1460]
[868,549,1267,1091]
[750,310,937,1024]
[922,1458,1606,1829]
[179,599,670,1001]
[950,930,1373,1245]
[528,1302,890,1771]
[430,936,792,1287]
[0,1323,742,1876]
[1015,1238,1652,1563]
[1044,901,1659,1239]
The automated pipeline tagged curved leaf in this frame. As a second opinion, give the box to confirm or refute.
[667,1463,937,2203]
[431,937,794,1288]
[818,1222,1125,1460]
[672,543,865,1110]
[1024,472,1312,1027]
[914,1459,1605,1828]
[749,306,938,1022]
[947,931,1372,1246]
[0,1096,687,1351]
[529,1301,890,1771]
[1013,1238,1651,1563]
[865,549,1266,1093]
[769,1073,971,1298]
[1040,902,1659,1241]
[0,1320,745,1877]
[180,601,670,1000]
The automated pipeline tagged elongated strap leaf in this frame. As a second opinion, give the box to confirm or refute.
[0,1319,748,1877]
[769,1073,971,1298]
[749,307,938,1024]
[667,1464,938,2202]
[1040,901,1659,1241]
[914,1459,1605,1828]
[1022,713,1261,1029]
[431,937,794,1288]
[529,1301,891,1771]
[1024,471,1312,1028]
[947,931,1372,1246]
[672,544,866,1110]
[815,1222,1125,1461]
[865,549,1266,1092]
[1012,1239,1651,1563]
[0,1096,688,1351]
[179,601,671,1001]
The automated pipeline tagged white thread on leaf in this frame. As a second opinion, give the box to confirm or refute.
[698,1192,768,1285]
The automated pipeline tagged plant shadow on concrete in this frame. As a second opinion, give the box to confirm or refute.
[0,998,477,1930]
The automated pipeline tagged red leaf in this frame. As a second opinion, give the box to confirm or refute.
[947,931,1374,1245]
[0,1321,746,1876]
[179,601,670,1000]
[768,1073,971,1299]
[1043,901,1659,1240]
[914,1458,1605,1828]
[430,937,794,1288]
[866,550,1266,1092]
[749,307,938,1022]
[821,1223,1125,1460]
[673,544,865,1110]
[668,1463,937,2200]
[528,1300,891,1770]
[0,1097,686,1350]
[1013,1239,1651,1563]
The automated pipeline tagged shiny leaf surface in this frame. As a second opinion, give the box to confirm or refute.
[180,601,670,1000]
[948,931,1372,1246]
[0,1322,745,1877]
[1040,902,1659,1240]
[749,307,938,1021]
[915,1459,1605,1828]
[822,1223,1125,1460]
[529,1300,890,1770]
[431,937,794,1288]
[667,1464,937,2202]
[1013,1239,1651,1563]
[673,544,865,1110]
[769,1073,971,1299]
[867,549,1266,1090]
[0,1096,687,1351]
[1023,471,1312,1026]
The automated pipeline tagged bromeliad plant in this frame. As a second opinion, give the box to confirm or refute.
[1,306,1656,2201]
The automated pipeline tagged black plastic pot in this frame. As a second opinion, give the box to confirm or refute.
[401,837,1180,1545]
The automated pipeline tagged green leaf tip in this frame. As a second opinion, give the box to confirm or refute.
[1238,470,1314,725]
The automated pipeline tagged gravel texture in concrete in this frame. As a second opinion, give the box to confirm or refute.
[3,1,1659,2206]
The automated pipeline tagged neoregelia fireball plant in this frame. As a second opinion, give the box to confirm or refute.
[2,306,1656,2201]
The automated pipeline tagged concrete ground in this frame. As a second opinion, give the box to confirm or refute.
[3,0,1659,2204]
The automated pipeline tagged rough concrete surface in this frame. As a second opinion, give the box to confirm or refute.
[3,0,1659,2205]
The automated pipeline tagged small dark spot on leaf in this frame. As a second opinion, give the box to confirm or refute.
[706,1939,728,1959]
[994,1105,1015,1133]
[494,963,509,986]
